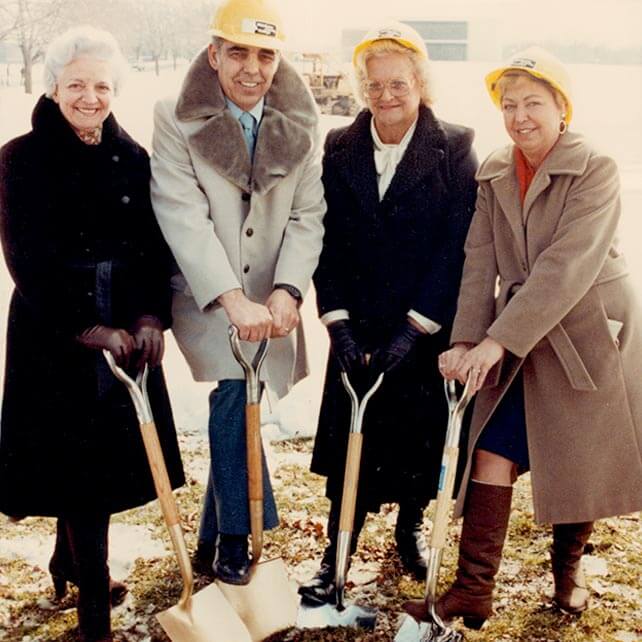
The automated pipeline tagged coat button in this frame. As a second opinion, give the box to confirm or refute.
[246,228,254,237]
[112,155,119,162]
[243,264,250,274]
[121,195,130,204]
[242,192,251,202]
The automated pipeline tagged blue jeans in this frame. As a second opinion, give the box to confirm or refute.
[198,380,279,542]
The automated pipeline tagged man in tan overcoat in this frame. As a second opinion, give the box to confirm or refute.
[150,0,325,584]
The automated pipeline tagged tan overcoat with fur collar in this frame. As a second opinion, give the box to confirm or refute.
[452,132,642,524]
[150,49,325,397]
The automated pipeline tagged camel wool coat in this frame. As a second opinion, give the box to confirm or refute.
[150,50,325,397]
[452,132,642,524]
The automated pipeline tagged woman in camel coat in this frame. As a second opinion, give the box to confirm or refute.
[405,46,642,632]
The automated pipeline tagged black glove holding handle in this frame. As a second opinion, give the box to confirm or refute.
[327,319,367,376]
[76,325,136,368]
[369,319,424,374]
[131,315,164,369]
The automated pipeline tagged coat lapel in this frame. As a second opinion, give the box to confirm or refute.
[175,48,318,195]
[330,110,381,216]
[524,133,589,222]
[329,105,447,216]
[381,105,446,207]
[479,146,527,262]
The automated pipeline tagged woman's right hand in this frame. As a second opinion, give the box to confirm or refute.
[76,325,136,368]
[453,337,505,393]
[438,343,471,380]
[327,319,366,376]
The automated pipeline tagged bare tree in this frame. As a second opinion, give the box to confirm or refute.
[1,0,64,93]
[135,0,176,76]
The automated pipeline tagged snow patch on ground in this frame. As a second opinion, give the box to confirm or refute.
[107,523,171,581]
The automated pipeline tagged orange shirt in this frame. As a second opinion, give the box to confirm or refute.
[514,146,536,205]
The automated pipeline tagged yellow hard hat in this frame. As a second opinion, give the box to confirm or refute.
[485,46,573,124]
[352,21,428,66]
[209,0,286,51]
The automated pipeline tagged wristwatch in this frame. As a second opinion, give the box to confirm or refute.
[274,283,302,301]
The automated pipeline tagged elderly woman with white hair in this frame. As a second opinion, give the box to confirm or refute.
[299,22,478,605]
[0,26,184,641]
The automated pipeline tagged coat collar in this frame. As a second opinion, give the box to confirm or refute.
[31,94,127,151]
[476,132,591,259]
[477,131,590,182]
[326,105,448,214]
[175,48,318,195]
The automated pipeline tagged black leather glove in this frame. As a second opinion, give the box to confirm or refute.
[370,320,424,374]
[131,315,164,369]
[77,325,136,368]
[327,320,366,375]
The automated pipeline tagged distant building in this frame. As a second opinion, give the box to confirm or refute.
[340,4,504,63]
[338,2,642,66]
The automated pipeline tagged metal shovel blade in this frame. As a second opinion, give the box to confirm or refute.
[395,614,463,642]
[217,557,298,641]
[297,601,377,630]
[157,583,252,642]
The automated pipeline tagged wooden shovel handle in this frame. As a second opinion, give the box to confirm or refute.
[140,421,180,527]
[431,445,459,549]
[246,402,263,562]
[339,432,363,532]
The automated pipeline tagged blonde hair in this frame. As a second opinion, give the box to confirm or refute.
[353,39,433,107]
[495,70,567,112]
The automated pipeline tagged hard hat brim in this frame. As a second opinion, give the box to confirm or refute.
[209,28,286,51]
[352,36,428,65]
[485,66,573,124]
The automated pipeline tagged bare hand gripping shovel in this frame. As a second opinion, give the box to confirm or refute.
[218,325,298,640]
[104,351,252,642]
[395,376,474,642]
[297,369,384,630]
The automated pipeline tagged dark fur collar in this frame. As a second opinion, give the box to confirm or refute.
[175,48,318,194]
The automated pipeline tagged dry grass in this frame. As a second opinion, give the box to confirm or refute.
[0,434,640,642]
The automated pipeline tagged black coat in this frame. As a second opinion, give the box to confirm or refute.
[311,106,478,510]
[0,96,185,517]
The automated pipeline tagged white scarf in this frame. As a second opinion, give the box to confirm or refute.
[371,116,418,200]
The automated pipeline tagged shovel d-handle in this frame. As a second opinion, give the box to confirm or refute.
[228,326,270,568]
[103,351,194,609]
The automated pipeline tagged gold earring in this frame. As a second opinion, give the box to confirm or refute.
[559,117,567,135]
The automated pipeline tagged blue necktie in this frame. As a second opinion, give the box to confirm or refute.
[239,111,256,159]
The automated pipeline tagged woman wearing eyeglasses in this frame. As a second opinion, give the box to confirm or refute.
[299,22,478,605]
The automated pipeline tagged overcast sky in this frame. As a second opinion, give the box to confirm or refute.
[278,0,642,51]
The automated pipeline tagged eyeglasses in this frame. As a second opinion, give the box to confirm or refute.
[363,78,414,99]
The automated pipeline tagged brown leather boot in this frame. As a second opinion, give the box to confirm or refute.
[551,521,593,614]
[403,481,513,630]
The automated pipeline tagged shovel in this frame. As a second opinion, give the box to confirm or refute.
[216,325,299,640]
[297,368,384,631]
[103,351,253,642]
[395,375,474,642]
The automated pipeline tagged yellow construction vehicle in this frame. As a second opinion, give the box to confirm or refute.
[299,53,358,117]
